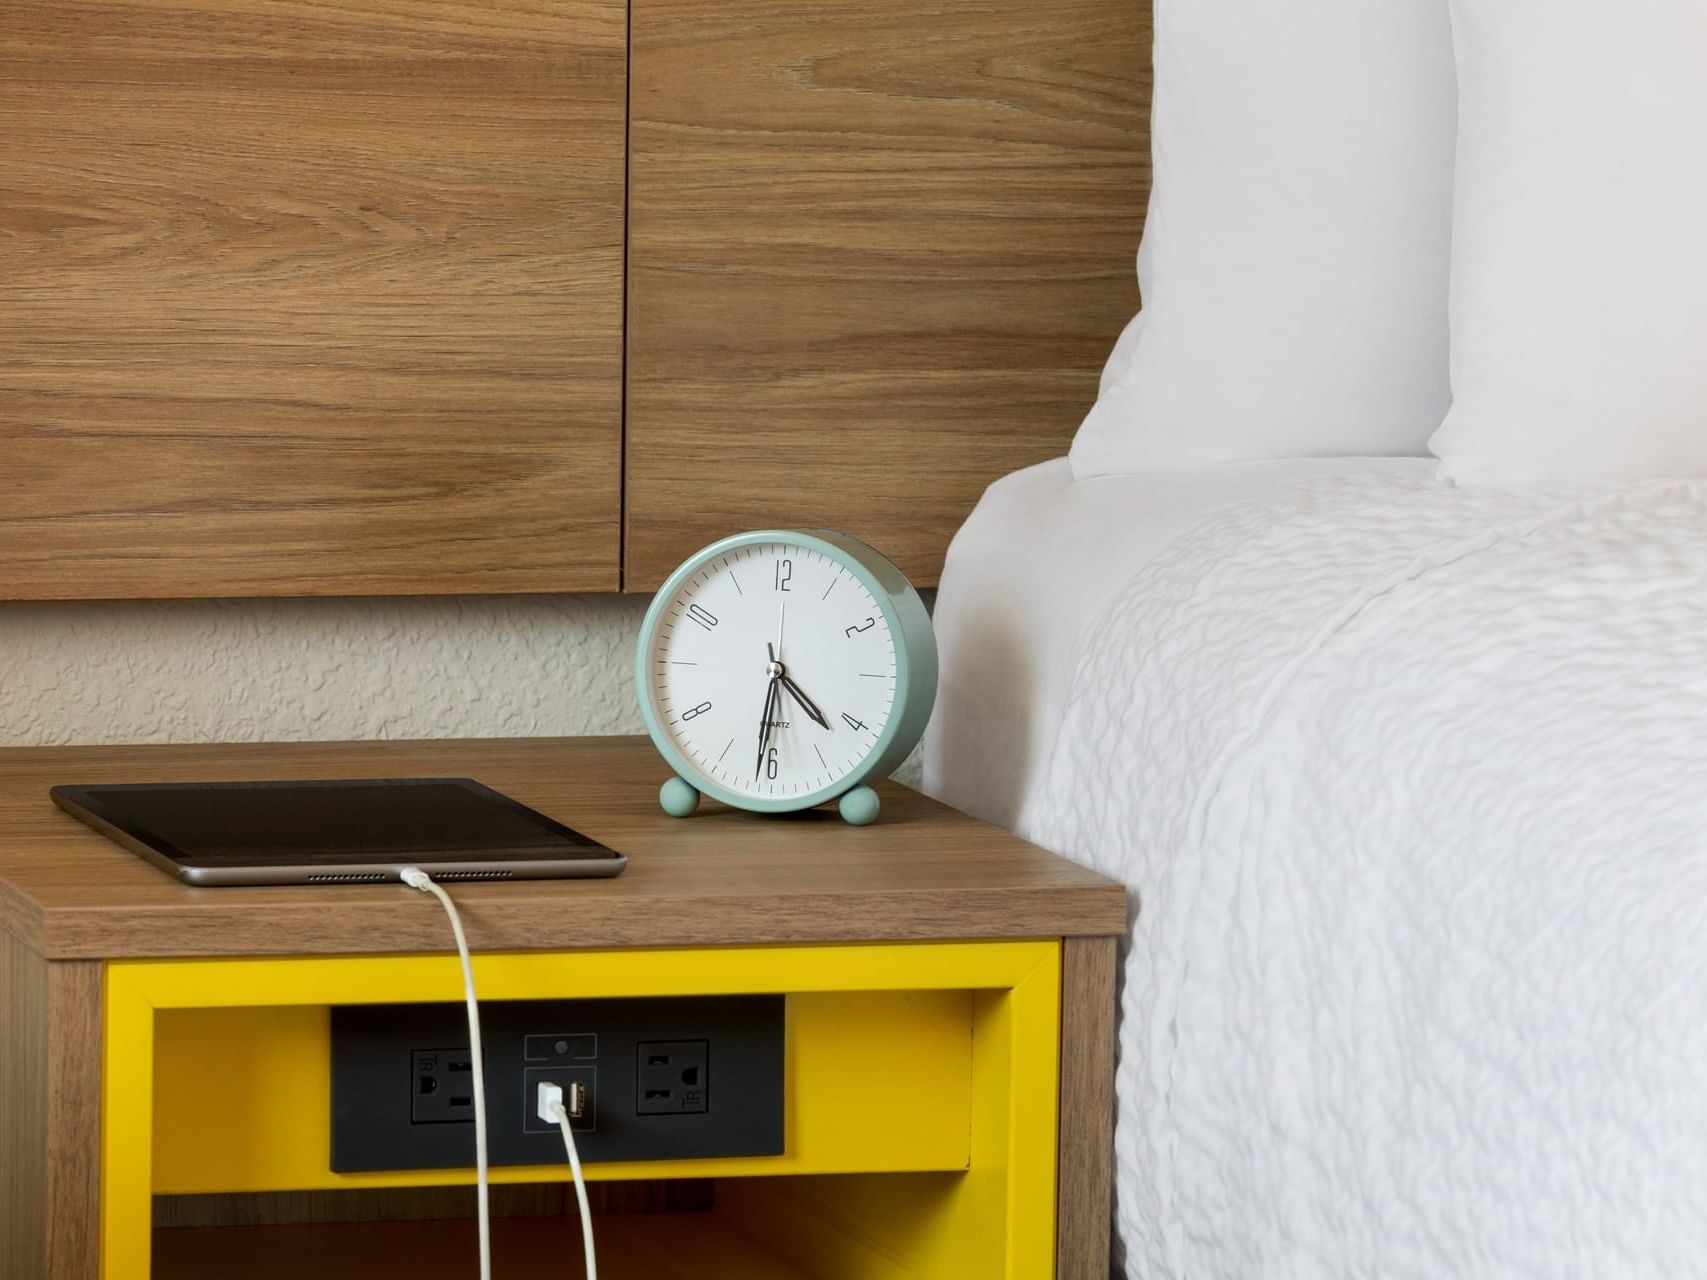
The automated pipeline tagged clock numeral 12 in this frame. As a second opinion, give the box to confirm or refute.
[775,559,792,592]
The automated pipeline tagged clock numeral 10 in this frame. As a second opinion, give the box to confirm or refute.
[681,701,712,721]
[845,616,876,638]
[841,712,868,732]
[687,604,718,631]
[775,559,792,592]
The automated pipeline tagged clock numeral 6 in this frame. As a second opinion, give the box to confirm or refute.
[681,701,712,721]
[687,604,718,631]
[841,712,868,732]
[774,559,792,592]
[845,616,876,638]
[766,747,779,780]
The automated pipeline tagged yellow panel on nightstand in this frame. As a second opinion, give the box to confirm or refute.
[151,990,974,1193]
[105,941,1061,1279]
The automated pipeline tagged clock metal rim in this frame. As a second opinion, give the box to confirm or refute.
[635,528,935,814]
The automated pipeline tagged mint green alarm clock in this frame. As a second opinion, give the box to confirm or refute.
[635,530,938,825]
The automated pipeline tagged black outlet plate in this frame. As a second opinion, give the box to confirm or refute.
[330,995,783,1173]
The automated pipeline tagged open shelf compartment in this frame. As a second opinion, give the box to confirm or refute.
[110,941,1062,1279]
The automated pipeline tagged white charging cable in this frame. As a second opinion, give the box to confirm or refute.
[402,866,599,1280]
[400,867,492,1280]
[537,1082,598,1279]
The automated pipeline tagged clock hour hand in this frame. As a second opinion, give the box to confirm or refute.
[778,674,830,731]
[755,676,779,780]
[766,643,829,730]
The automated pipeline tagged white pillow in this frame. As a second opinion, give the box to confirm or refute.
[1069,0,1458,477]
[1430,0,1707,485]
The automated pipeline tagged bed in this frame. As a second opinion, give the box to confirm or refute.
[924,455,1426,835]
[924,457,1707,1278]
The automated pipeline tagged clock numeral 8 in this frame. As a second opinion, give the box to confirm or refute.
[687,604,718,631]
[766,747,779,780]
[681,701,712,721]
[845,616,876,638]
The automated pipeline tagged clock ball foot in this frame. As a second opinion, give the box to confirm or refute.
[838,785,880,826]
[659,776,701,818]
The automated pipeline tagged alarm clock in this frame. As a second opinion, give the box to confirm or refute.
[635,530,938,825]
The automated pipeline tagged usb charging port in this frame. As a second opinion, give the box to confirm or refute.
[537,1079,591,1125]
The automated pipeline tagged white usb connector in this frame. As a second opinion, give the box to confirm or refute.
[538,1082,598,1279]
[538,1079,565,1123]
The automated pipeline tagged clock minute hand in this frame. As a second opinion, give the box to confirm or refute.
[778,674,831,730]
[755,676,779,780]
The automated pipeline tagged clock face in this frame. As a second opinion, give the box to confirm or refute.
[643,539,899,803]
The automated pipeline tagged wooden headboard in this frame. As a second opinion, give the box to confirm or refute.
[0,0,1151,599]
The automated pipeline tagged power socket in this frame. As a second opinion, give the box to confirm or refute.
[637,1040,709,1115]
[332,996,781,1172]
[411,1048,475,1124]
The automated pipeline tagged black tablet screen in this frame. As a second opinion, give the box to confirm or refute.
[52,778,616,868]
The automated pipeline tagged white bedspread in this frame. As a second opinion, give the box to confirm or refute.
[924,457,1419,834]
[1029,470,1707,1279]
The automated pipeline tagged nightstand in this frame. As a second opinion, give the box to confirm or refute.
[0,736,1123,1279]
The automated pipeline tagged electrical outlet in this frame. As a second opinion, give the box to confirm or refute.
[411,1048,475,1124]
[637,1040,709,1115]
[332,997,779,1172]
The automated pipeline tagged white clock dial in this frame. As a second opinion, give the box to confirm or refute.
[645,541,899,801]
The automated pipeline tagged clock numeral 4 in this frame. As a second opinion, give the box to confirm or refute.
[687,604,718,631]
[774,559,792,592]
[841,712,868,732]
[845,616,876,638]
[681,701,712,721]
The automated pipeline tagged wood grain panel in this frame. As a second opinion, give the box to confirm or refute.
[1057,935,1117,1280]
[0,931,48,1278]
[0,736,1127,959]
[624,0,1151,590]
[0,0,625,599]
[0,932,104,1280]
[43,961,104,1279]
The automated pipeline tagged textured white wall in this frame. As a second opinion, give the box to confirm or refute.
[0,596,651,747]
[0,595,927,786]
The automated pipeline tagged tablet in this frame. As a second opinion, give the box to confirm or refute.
[51,778,627,887]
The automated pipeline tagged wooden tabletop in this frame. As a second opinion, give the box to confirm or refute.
[0,736,1124,961]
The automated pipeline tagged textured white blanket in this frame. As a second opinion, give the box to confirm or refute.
[1030,471,1707,1279]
